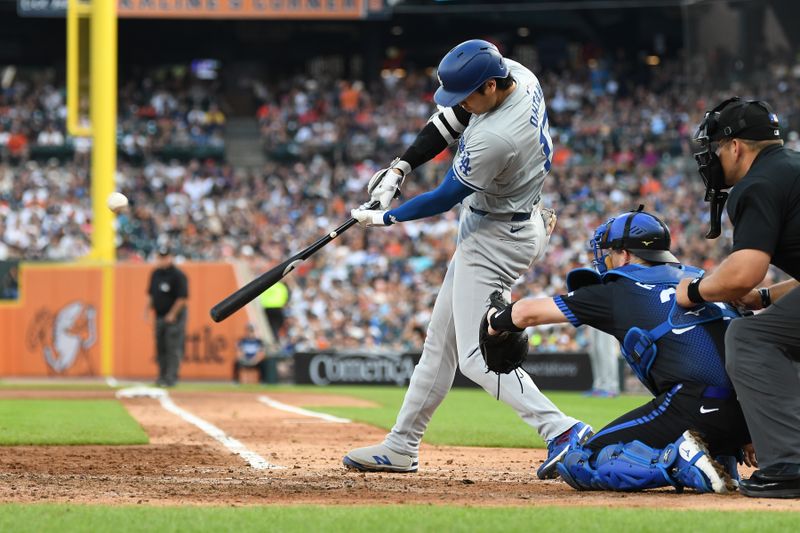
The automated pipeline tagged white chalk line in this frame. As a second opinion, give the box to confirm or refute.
[258,395,351,423]
[158,395,285,470]
[116,386,283,470]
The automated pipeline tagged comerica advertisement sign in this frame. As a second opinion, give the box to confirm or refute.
[303,353,417,386]
[293,351,594,390]
[18,0,388,19]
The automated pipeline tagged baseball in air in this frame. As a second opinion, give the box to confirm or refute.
[107,191,129,213]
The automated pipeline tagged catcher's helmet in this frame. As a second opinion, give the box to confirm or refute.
[434,39,508,107]
[590,206,679,273]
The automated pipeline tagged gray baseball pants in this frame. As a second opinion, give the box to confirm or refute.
[155,309,187,386]
[587,327,620,394]
[384,208,578,456]
[725,285,800,468]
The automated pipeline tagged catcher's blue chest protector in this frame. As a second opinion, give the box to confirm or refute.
[566,264,740,395]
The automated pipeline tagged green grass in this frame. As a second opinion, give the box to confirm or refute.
[0,381,115,391]
[0,400,148,445]
[298,386,649,448]
[0,382,648,448]
[0,504,796,533]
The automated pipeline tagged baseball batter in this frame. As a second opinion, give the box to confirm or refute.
[344,39,590,477]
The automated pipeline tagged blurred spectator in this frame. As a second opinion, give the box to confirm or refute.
[36,124,64,146]
[0,262,18,300]
[233,323,269,384]
[4,51,800,354]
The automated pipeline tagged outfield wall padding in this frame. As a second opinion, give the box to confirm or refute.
[0,262,251,380]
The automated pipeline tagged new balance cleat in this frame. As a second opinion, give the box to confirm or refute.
[343,443,419,473]
[537,421,594,480]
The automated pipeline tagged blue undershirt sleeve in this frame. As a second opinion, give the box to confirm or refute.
[383,167,474,224]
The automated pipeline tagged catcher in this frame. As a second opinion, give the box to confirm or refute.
[481,207,754,493]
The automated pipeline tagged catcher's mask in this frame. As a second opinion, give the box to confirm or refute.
[693,97,780,238]
[590,206,678,274]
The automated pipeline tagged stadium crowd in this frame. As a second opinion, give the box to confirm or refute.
[2,53,800,354]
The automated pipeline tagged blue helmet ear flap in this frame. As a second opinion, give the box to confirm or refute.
[591,218,614,274]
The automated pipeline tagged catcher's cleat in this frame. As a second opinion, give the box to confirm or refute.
[343,443,418,473]
[671,431,735,494]
[537,421,594,480]
[715,454,741,489]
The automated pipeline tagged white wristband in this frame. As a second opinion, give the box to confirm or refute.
[392,159,412,177]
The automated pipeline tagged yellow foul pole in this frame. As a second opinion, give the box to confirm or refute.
[66,0,91,137]
[93,0,117,377]
[68,0,118,377]
[90,0,117,264]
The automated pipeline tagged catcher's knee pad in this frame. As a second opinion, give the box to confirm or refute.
[590,440,676,491]
[557,447,597,491]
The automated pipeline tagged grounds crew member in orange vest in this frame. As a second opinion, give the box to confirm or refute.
[260,281,289,344]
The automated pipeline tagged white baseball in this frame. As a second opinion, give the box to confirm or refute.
[107,191,129,213]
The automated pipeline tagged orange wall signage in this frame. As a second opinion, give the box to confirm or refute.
[0,265,103,377]
[0,262,253,380]
[118,0,367,19]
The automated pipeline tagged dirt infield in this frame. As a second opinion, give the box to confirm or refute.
[1,389,798,511]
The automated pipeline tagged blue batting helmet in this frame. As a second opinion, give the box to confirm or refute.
[434,39,509,107]
[590,206,679,273]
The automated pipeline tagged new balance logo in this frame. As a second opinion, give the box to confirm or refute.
[699,406,719,414]
[373,455,392,465]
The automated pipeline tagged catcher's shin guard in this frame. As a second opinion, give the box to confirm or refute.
[556,448,597,491]
[558,432,734,494]
[588,440,676,491]
[557,442,672,491]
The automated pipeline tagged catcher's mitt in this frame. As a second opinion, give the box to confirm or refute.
[479,291,529,374]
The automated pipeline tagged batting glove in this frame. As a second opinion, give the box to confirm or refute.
[367,158,411,210]
[351,207,392,227]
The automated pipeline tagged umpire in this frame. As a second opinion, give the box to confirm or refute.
[676,97,800,498]
[147,245,189,387]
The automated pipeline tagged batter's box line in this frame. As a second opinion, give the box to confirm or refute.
[116,386,284,471]
[258,395,352,423]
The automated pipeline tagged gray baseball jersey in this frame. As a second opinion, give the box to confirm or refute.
[381,59,577,458]
[455,59,553,214]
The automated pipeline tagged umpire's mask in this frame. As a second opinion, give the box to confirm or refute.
[694,97,781,239]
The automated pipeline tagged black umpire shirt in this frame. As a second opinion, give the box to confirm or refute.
[148,265,188,317]
[726,144,800,279]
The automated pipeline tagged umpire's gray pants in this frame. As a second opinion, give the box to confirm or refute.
[725,285,800,468]
[156,309,187,386]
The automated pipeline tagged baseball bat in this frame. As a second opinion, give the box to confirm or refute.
[209,202,378,323]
